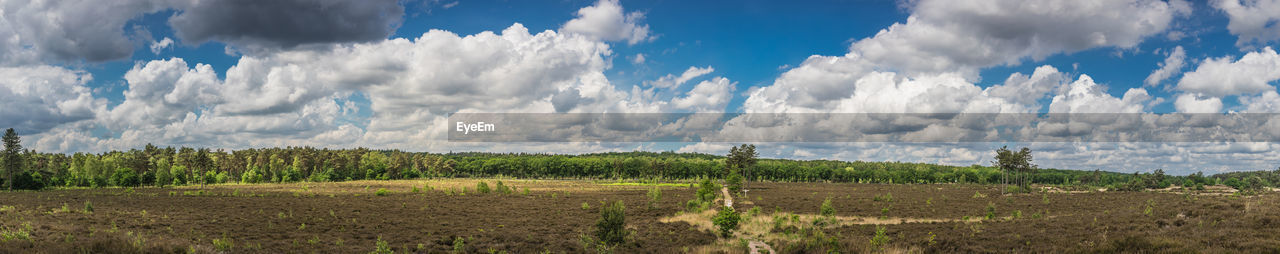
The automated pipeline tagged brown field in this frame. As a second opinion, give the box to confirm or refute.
[0,179,1277,253]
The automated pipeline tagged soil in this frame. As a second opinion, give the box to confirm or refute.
[1,180,1277,253]
[0,179,716,253]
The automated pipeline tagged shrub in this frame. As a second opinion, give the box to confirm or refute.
[371,236,392,254]
[820,198,836,217]
[452,236,466,253]
[647,186,662,209]
[494,181,509,194]
[582,202,591,210]
[972,191,987,199]
[685,199,704,212]
[374,188,390,196]
[696,179,718,203]
[241,168,263,184]
[109,168,140,187]
[212,236,234,251]
[712,206,741,237]
[726,169,744,194]
[985,202,996,220]
[83,201,94,213]
[11,171,44,190]
[873,193,893,202]
[869,225,890,251]
[595,201,627,245]
[476,182,491,194]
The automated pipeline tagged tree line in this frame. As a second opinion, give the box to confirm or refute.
[1,129,1274,191]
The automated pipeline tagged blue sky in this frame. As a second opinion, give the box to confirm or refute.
[3,0,1280,174]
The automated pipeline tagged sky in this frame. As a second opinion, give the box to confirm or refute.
[2,0,1280,175]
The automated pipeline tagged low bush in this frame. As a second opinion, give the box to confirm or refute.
[712,207,741,237]
[985,202,996,220]
[374,188,390,196]
[476,181,491,194]
[647,186,662,209]
[494,181,509,194]
[820,198,836,217]
[595,200,627,245]
[371,236,392,254]
[869,225,890,251]
[873,193,893,202]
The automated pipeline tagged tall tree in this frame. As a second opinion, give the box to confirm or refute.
[994,146,1035,192]
[725,144,757,193]
[3,128,21,190]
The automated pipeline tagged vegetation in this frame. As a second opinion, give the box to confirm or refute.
[595,200,627,245]
[0,129,1273,193]
[711,206,740,237]
[724,144,756,193]
[994,146,1035,192]
[819,197,836,217]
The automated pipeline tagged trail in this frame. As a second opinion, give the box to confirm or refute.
[723,187,775,254]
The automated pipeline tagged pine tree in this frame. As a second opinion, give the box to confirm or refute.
[3,128,22,190]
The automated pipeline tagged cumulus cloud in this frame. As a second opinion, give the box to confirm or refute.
[169,0,404,53]
[1145,46,1186,86]
[1177,47,1280,97]
[0,0,172,63]
[561,0,654,45]
[984,65,1068,106]
[1048,75,1151,113]
[744,0,1185,114]
[671,77,735,111]
[646,66,713,89]
[1174,93,1224,113]
[149,37,174,54]
[854,0,1189,76]
[0,65,103,134]
[1213,0,1280,47]
[1240,91,1280,112]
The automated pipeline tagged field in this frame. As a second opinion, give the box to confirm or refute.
[0,179,1277,253]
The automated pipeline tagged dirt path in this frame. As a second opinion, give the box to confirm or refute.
[723,187,775,254]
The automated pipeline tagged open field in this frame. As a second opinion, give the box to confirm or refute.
[1,179,1277,253]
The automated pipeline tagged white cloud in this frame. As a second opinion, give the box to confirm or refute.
[1213,0,1280,47]
[646,66,713,89]
[1145,46,1186,86]
[1239,90,1280,112]
[149,37,174,54]
[630,53,645,65]
[1174,93,1223,113]
[0,65,102,134]
[744,0,1185,114]
[984,65,1067,106]
[1177,47,1280,97]
[853,0,1189,76]
[560,0,654,45]
[671,77,735,111]
[1048,75,1150,113]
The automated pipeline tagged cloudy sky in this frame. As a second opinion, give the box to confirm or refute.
[2,0,1280,174]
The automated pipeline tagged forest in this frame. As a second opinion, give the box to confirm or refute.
[3,139,1276,192]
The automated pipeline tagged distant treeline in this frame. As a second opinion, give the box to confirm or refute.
[2,146,1277,191]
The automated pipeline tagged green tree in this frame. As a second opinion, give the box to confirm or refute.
[712,206,741,237]
[3,128,21,190]
[994,146,1035,193]
[725,144,757,193]
[595,200,627,245]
